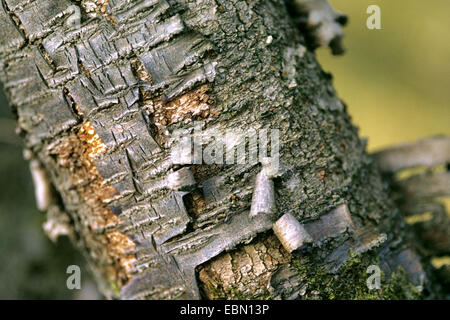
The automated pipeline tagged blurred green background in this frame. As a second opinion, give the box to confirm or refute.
[318,0,450,152]
[0,0,449,299]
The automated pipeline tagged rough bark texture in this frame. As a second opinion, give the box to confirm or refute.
[0,0,447,299]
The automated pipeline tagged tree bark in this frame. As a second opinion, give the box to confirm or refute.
[0,0,447,299]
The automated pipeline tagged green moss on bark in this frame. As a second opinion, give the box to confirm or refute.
[292,251,421,300]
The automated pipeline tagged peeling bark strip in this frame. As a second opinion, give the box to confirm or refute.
[373,136,450,264]
[374,136,450,173]
[0,0,436,299]
[273,204,354,252]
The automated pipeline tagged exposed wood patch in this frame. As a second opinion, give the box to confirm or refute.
[131,58,219,147]
[198,234,290,299]
[80,0,108,16]
[48,120,136,288]
[78,121,107,160]
[162,85,214,124]
[105,230,136,274]
[131,58,152,83]
[183,189,207,219]
[143,85,215,144]
[77,0,118,25]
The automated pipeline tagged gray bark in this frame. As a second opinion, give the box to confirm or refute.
[0,0,447,299]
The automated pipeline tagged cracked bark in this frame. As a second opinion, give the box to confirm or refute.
[0,0,448,299]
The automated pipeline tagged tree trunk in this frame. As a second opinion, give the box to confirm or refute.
[0,0,447,299]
